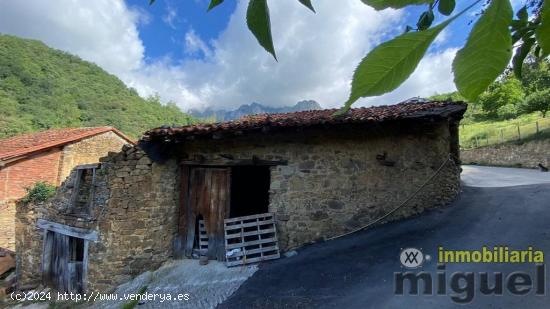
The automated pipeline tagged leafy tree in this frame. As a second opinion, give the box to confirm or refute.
[186,0,550,111]
[0,35,196,139]
[520,58,550,94]
[476,77,524,118]
[520,89,550,117]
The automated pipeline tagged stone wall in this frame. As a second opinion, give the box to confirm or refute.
[2,131,128,254]
[88,148,178,292]
[15,146,179,293]
[175,120,461,250]
[59,131,128,182]
[461,138,550,168]
[16,119,461,293]
[0,200,16,250]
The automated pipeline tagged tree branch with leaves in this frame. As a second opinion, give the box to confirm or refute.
[154,0,550,111]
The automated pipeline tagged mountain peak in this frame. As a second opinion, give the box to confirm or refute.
[190,100,322,121]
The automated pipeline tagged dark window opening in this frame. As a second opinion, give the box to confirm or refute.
[69,166,97,216]
[69,236,85,262]
[230,166,270,218]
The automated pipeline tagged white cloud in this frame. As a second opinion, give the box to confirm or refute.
[0,0,459,112]
[184,29,212,58]
[162,3,178,29]
[0,0,144,80]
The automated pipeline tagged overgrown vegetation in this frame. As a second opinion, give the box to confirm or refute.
[0,35,196,139]
[434,58,550,123]
[21,182,57,204]
[432,58,550,148]
[121,286,148,309]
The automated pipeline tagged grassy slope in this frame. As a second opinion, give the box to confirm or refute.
[460,111,549,148]
[0,34,195,139]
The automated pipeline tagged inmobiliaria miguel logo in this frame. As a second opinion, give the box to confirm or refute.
[394,246,545,304]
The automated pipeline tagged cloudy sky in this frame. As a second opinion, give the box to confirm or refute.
[0,0,505,111]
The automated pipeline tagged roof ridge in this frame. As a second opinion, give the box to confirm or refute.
[141,100,467,142]
[0,127,134,161]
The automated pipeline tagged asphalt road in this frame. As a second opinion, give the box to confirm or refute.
[220,168,550,308]
[461,165,550,187]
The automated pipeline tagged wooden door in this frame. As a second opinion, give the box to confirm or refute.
[180,167,230,261]
[42,232,85,293]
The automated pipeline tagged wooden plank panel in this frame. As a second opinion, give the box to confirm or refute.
[224,212,280,266]
[225,228,276,239]
[37,219,98,241]
[185,167,230,261]
[226,245,279,258]
[225,213,274,223]
[224,219,275,229]
[184,168,202,255]
[226,237,277,250]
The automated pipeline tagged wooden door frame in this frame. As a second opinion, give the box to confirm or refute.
[39,222,91,293]
[178,165,231,260]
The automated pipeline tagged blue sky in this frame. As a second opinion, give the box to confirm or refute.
[129,0,472,66]
[127,0,237,63]
[0,0,517,111]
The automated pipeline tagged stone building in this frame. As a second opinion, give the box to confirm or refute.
[0,127,133,250]
[16,100,466,293]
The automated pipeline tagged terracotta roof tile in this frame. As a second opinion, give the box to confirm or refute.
[0,127,134,161]
[142,100,466,142]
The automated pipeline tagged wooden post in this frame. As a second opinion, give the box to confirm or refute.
[536,121,540,134]
[486,136,489,146]
[500,129,504,143]
[517,125,521,140]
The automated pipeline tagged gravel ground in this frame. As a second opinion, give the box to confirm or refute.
[92,259,257,309]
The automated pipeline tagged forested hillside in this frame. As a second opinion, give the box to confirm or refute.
[0,34,194,139]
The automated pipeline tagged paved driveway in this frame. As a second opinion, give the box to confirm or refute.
[462,165,550,187]
[220,166,550,308]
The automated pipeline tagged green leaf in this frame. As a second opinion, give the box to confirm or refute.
[417,9,434,30]
[344,20,451,108]
[298,0,316,12]
[247,0,277,60]
[512,37,535,78]
[360,0,431,10]
[536,0,550,56]
[453,0,513,101]
[438,0,455,16]
[516,6,528,23]
[342,1,477,110]
[207,0,224,11]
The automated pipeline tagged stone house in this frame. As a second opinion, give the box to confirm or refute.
[0,127,133,250]
[16,100,466,293]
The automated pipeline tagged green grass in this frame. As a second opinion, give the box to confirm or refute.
[460,112,550,148]
[121,285,148,309]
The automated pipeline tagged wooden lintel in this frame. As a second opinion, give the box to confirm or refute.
[37,219,99,241]
[75,163,99,170]
[180,158,287,166]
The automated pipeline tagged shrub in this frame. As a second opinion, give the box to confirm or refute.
[520,89,550,118]
[21,182,56,204]
[497,104,518,120]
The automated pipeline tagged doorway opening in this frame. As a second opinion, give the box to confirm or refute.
[42,231,87,293]
[179,165,273,262]
[229,166,271,218]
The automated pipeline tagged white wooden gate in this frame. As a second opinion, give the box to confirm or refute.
[224,213,280,267]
